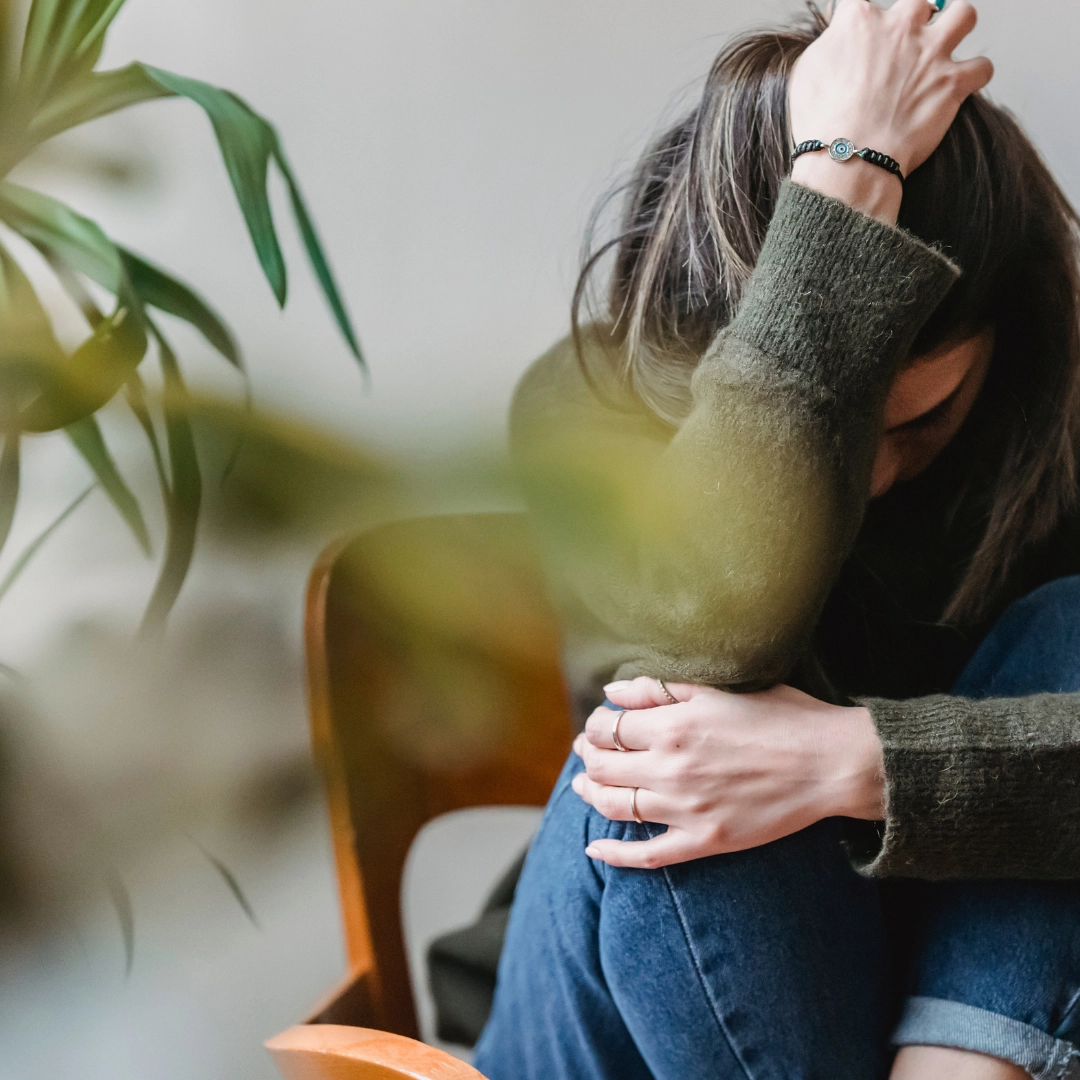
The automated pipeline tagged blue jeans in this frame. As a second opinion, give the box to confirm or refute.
[474,577,1080,1080]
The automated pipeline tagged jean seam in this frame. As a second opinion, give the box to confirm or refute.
[659,854,757,1080]
[1054,983,1080,1039]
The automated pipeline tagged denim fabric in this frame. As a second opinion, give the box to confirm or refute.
[474,576,1080,1079]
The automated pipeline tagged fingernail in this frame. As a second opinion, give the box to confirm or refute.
[584,844,601,859]
[571,774,583,794]
[604,681,631,693]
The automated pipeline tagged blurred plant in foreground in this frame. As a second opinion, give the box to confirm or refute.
[0,0,361,632]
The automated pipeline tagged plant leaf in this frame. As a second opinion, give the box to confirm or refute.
[0,180,121,288]
[139,67,362,365]
[125,371,168,494]
[189,838,260,930]
[101,863,134,977]
[26,67,363,368]
[0,434,19,557]
[0,193,148,429]
[17,294,147,432]
[0,241,68,418]
[140,67,286,305]
[65,415,149,554]
[272,147,362,364]
[140,325,200,633]
[28,62,170,145]
[0,482,94,605]
[22,0,130,101]
[120,249,241,369]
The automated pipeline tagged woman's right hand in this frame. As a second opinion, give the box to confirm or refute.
[788,0,993,223]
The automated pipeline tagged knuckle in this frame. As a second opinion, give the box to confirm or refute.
[637,848,665,870]
[707,819,732,849]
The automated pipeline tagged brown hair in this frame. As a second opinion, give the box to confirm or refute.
[572,4,1080,625]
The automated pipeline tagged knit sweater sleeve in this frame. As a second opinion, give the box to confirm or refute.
[511,181,959,690]
[852,693,1080,879]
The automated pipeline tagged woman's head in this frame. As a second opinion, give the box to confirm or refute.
[576,4,1080,624]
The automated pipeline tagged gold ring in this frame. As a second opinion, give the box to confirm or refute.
[657,679,678,705]
[630,787,644,825]
[612,709,629,752]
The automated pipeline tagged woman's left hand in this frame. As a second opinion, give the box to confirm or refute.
[571,676,885,869]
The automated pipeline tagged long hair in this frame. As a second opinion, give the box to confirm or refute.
[572,5,1080,625]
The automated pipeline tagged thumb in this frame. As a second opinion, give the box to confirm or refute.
[603,675,698,709]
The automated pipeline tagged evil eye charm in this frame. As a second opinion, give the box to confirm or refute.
[828,138,857,162]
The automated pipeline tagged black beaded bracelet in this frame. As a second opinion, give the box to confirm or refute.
[792,138,905,183]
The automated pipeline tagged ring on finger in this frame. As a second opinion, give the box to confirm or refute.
[630,787,644,825]
[612,709,629,752]
[656,678,678,705]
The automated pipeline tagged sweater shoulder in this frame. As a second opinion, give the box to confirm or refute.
[509,329,671,461]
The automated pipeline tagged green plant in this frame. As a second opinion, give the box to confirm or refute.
[0,0,362,631]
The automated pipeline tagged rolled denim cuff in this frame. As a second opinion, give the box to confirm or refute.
[893,996,1080,1079]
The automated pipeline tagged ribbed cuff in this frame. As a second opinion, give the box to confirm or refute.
[855,692,1080,879]
[728,180,960,413]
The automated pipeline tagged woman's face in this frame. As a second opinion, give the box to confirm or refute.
[870,326,995,498]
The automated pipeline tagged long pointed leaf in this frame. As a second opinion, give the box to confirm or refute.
[272,147,362,365]
[0,181,121,288]
[120,250,241,369]
[18,295,147,432]
[0,435,19,557]
[125,372,168,494]
[0,482,94,605]
[0,241,67,368]
[140,67,286,305]
[189,838,260,930]
[27,62,170,145]
[26,65,361,368]
[66,415,149,554]
[22,0,130,100]
[140,325,199,633]
[101,863,134,977]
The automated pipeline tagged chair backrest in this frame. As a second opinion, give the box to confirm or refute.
[302,513,574,1039]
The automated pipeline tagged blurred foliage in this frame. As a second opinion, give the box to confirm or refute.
[0,0,362,631]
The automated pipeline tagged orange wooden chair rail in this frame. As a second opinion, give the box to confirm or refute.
[266,514,574,1080]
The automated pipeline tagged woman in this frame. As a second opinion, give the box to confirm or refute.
[474,1,1080,1078]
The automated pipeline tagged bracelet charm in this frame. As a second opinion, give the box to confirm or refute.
[828,137,857,162]
[792,138,905,183]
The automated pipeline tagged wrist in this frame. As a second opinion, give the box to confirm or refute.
[790,154,902,226]
[825,705,886,821]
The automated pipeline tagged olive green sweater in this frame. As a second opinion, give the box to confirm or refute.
[510,180,1080,881]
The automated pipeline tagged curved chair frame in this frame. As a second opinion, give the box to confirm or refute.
[267,514,573,1079]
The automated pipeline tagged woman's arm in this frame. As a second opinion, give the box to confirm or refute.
[514,0,986,692]
[573,679,1080,878]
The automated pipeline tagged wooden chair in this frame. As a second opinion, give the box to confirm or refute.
[267,514,574,1080]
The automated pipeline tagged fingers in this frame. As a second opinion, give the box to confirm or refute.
[571,772,672,825]
[583,706,658,752]
[890,0,937,26]
[953,54,994,96]
[604,675,697,709]
[584,828,702,870]
[931,0,977,53]
[573,734,653,786]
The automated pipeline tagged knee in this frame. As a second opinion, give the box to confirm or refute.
[954,575,1080,698]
